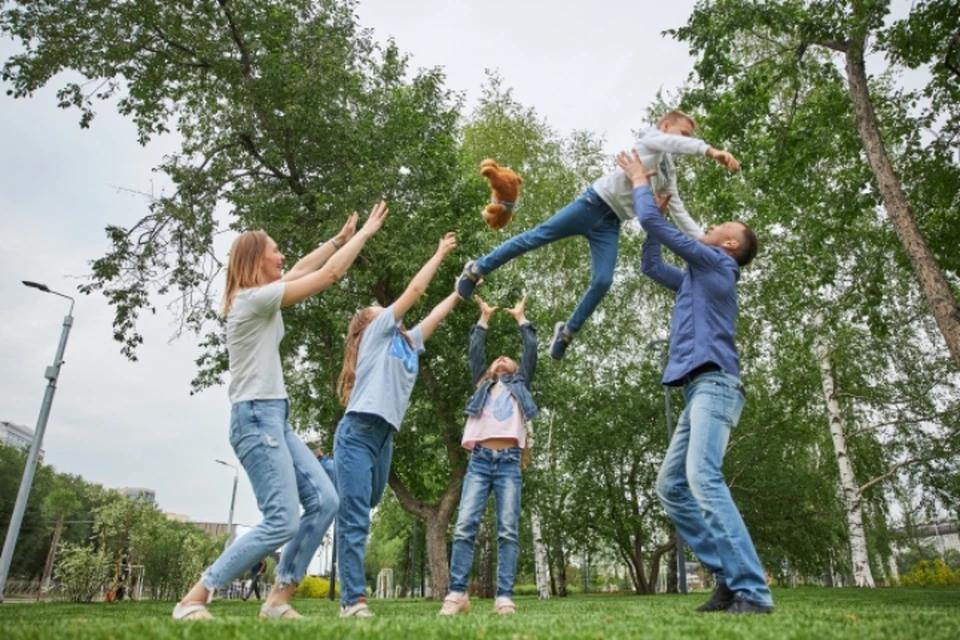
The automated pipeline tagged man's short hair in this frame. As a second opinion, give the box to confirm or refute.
[660,110,697,132]
[733,222,758,267]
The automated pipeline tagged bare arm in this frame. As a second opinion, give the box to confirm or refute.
[391,232,457,322]
[282,212,357,282]
[281,201,389,307]
[419,292,461,342]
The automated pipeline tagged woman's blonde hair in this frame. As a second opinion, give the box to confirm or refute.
[337,306,415,406]
[222,230,270,316]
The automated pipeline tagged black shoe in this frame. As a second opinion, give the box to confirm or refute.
[550,322,573,360]
[695,582,736,612]
[456,261,483,299]
[726,597,773,615]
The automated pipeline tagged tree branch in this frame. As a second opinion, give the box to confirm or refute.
[387,468,430,519]
[944,27,960,81]
[847,408,960,439]
[858,457,923,494]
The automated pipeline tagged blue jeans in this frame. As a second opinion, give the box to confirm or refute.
[656,372,773,607]
[448,445,523,598]
[202,399,339,589]
[334,412,394,606]
[476,187,620,333]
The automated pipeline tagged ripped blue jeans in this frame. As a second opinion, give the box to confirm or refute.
[201,399,339,590]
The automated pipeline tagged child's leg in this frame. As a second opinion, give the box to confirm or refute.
[448,448,494,594]
[474,189,609,275]
[369,421,394,509]
[492,448,523,599]
[273,425,339,589]
[564,213,621,333]
[335,413,390,607]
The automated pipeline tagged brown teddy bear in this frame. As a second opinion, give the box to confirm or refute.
[480,158,522,231]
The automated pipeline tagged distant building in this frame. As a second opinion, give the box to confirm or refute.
[116,486,157,506]
[0,420,43,460]
[165,512,191,523]
[912,520,960,555]
[190,521,243,545]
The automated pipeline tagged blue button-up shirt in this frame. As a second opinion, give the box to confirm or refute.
[635,186,741,386]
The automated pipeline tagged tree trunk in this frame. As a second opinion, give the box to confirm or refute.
[526,420,551,599]
[666,545,679,594]
[814,314,876,587]
[477,514,494,598]
[530,509,551,599]
[548,543,557,596]
[555,545,568,597]
[422,512,451,600]
[843,41,960,370]
[38,516,64,599]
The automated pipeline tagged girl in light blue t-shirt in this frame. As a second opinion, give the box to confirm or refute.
[334,232,461,618]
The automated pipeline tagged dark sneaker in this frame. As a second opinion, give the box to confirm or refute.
[456,261,483,300]
[726,598,773,615]
[695,582,736,612]
[550,322,573,360]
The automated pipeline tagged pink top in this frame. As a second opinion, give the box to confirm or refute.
[462,382,527,451]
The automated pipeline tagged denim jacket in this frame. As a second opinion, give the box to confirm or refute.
[463,322,540,422]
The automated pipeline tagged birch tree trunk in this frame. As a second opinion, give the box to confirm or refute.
[526,420,551,599]
[814,314,876,587]
[841,39,960,370]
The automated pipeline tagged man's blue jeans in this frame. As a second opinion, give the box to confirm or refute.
[202,399,339,589]
[448,445,523,598]
[656,371,773,607]
[334,412,394,607]
[476,187,620,333]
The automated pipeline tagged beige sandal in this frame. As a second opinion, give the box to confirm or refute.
[172,602,213,620]
[260,603,303,619]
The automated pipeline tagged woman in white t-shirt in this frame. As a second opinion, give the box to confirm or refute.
[173,202,389,621]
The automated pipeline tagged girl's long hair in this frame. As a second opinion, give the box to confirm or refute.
[476,358,517,389]
[222,230,270,316]
[337,306,415,406]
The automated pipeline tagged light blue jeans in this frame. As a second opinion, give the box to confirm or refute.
[476,187,620,333]
[334,412,394,607]
[656,372,773,607]
[201,399,339,590]
[448,445,523,598]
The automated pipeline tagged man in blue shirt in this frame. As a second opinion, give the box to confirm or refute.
[617,149,771,615]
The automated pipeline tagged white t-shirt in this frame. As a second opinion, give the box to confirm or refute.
[461,382,527,451]
[226,281,287,404]
[592,126,708,238]
[345,305,425,430]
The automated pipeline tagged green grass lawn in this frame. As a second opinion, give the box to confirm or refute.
[2,587,959,639]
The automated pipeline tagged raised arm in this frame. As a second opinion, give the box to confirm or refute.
[281,201,389,307]
[504,296,537,387]
[617,151,723,270]
[419,292,461,342]
[391,232,457,322]
[282,212,358,282]
[469,295,497,385]
[639,129,740,170]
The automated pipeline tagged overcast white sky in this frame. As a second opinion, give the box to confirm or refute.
[0,1,920,536]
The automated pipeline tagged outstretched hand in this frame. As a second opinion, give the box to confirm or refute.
[504,295,528,324]
[436,232,457,259]
[334,211,359,246]
[359,200,389,238]
[616,150,657,187]
[475,294,498,323]
[709,148,740,171]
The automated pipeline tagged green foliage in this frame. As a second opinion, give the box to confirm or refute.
[52,542,110,603]
[294,575,338,599]
[901,559,960,587]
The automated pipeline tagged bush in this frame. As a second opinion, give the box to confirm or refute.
[901,559,960,587]
[53,543,110,603]
[295,576,338,599]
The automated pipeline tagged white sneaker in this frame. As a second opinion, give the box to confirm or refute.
[340,602,375,617]
[494,596,516,614]
[439,592,471,615]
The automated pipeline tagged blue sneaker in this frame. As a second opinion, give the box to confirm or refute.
[550,322,573,360]
[456,261,483,299]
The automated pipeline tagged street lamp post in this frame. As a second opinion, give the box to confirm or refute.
[647,339,687,595]
[215,460,239,552]
[0,282,75,602]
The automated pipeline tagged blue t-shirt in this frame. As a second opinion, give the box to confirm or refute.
[346,305,425,430]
